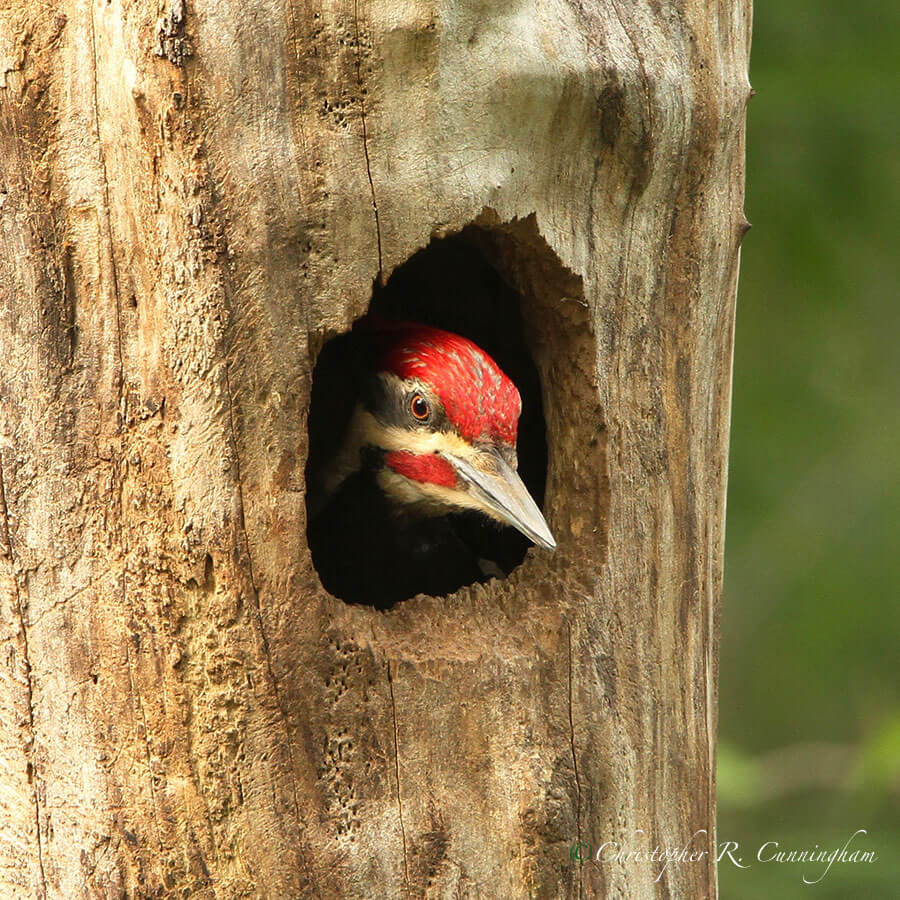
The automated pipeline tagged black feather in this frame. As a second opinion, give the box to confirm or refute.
[308,467,493,608]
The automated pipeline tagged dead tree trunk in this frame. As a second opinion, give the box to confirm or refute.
[0,1,750,897]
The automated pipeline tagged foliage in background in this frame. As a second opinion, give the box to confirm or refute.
[718,1,899,897]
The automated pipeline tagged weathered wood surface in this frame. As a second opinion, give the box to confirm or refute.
[0,0,750,897]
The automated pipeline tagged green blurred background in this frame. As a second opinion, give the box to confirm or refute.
[718,1,899,896]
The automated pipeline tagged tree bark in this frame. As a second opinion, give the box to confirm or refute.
[0,1,750,897]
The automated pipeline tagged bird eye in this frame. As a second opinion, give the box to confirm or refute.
[410,393,430,421]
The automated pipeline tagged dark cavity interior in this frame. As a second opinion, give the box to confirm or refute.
[305,227,549,608]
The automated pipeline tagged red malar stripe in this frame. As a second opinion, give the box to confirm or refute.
[384,451,458,487]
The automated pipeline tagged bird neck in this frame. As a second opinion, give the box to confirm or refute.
[317,404,373,504]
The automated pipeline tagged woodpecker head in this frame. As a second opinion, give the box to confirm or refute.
[322,319,556,550]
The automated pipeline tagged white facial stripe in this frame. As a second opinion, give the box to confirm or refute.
[358,410,475,460]
[321,406,479,499]
[360,411,514,520]
[326,408,513,523]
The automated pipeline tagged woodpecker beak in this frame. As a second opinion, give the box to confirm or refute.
[441,448,556,550]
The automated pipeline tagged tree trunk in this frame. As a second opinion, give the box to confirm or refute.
[0,1,750,897]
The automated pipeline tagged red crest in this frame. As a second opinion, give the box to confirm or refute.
[371,320,521,446]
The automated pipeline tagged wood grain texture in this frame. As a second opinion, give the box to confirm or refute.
[0,0,750,896]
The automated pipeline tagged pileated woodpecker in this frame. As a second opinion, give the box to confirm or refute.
[307,317,555,607]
